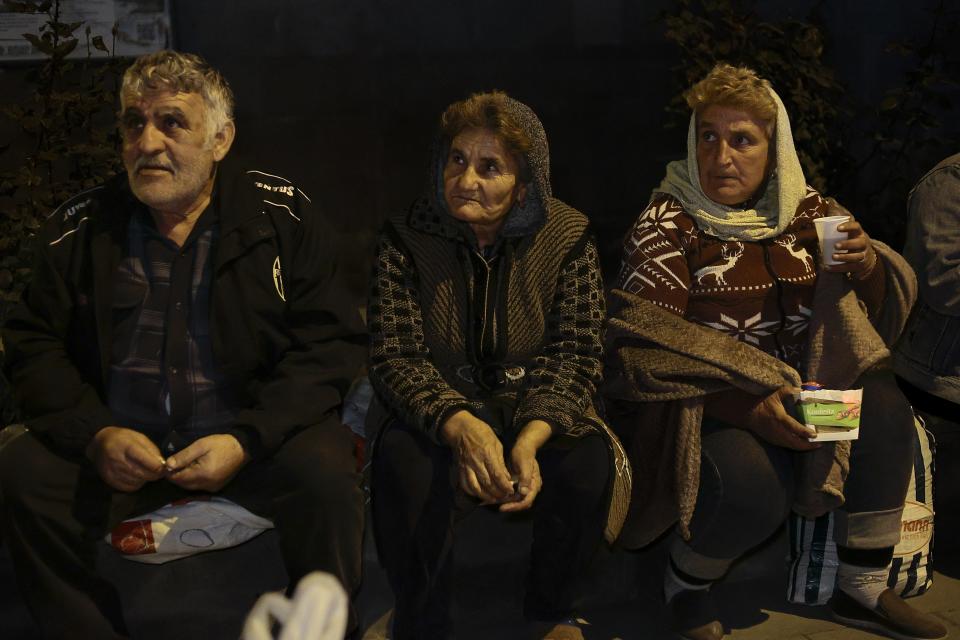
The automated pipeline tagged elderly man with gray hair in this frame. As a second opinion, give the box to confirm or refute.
[0,50,365,638]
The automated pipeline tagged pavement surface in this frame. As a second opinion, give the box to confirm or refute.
[2,505,957,639]
[356,506,960,640]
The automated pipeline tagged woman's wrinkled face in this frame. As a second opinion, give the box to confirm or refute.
[443,127,526,244]
[696,104,772,206]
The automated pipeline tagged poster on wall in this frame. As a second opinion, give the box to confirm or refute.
[0,0,170,61]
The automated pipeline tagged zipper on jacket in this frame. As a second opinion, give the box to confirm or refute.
[492,242,512,363]
[474,249,495,359]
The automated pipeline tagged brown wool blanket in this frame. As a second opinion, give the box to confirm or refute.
[603,241,916,548]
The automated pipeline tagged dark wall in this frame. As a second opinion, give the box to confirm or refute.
[169,0,958,288]
[171,0,687,288]
[2,1,956,292]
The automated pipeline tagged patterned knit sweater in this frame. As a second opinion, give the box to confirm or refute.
[616,188,886,371]
[368,194,606,441]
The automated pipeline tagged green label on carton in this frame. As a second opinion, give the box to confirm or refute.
[798,401,860,429]
[796,387,863,430]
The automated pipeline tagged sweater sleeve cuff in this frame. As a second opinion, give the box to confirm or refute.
[227,425,265,461]
[429,401,474,444]
[514,392,579,436]
[27,404,116,457]
[853,253,887,315]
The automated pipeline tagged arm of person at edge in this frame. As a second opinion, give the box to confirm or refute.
[0,209,122,455]
[0,210,167,490]
[366,231,513,500]
[162,190,366,491]
[903,164,960,314]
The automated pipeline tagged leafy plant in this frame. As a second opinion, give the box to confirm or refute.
[838,0,959,245]
[0,0,124,307]
[661,0,849,195]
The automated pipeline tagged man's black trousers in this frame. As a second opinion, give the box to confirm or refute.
[0,418,364,639]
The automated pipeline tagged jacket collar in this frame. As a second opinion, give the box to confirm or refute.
[209,155,264,236]
[96,160,240,236]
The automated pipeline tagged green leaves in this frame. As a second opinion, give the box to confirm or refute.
[51,20,82,38]
[880,95,900,112]
[52,37,77,58]
[21,33,52,56]
[1,0,123,302]
[661,0,847,194]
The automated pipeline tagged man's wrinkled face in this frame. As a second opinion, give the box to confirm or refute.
[120,90,227,215]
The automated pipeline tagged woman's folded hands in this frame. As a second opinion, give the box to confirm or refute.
[440,411,551,511]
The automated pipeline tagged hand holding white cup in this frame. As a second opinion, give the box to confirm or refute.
[814,215,850,266]
[817,198,878,278]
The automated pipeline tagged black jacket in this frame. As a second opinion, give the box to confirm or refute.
[2,158,365,458]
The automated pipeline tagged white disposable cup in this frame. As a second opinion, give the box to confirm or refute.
[813,215,851,266]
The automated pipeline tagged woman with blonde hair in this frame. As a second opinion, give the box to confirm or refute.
[605,63,946,640]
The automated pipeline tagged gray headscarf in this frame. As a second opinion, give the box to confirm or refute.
[429,93,552,240]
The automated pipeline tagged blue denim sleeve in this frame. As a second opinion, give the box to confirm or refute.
[903,162,960,315]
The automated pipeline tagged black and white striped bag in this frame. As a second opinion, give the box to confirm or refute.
[787,416,935,605]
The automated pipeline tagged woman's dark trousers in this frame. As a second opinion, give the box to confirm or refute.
[673,368,916,579]
[372,421,610,640]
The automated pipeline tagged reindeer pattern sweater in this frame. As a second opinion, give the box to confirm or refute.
[617,189,831,371]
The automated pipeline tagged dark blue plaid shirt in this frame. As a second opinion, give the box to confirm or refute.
[108,203,237,453]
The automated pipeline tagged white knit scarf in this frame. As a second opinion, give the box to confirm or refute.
[656,88,808,241]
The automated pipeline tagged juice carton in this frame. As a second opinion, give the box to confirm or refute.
[796,384,862,442]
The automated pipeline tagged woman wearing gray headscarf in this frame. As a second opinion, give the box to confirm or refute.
[605,64,945,640]
[367,91,629,640]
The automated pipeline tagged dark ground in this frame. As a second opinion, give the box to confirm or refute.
[2,394,959,638]
[1,504,958,639]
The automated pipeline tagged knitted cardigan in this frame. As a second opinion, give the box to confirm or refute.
[367,95,631,542]
[604,241,916,548]
[369,196,606,441]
